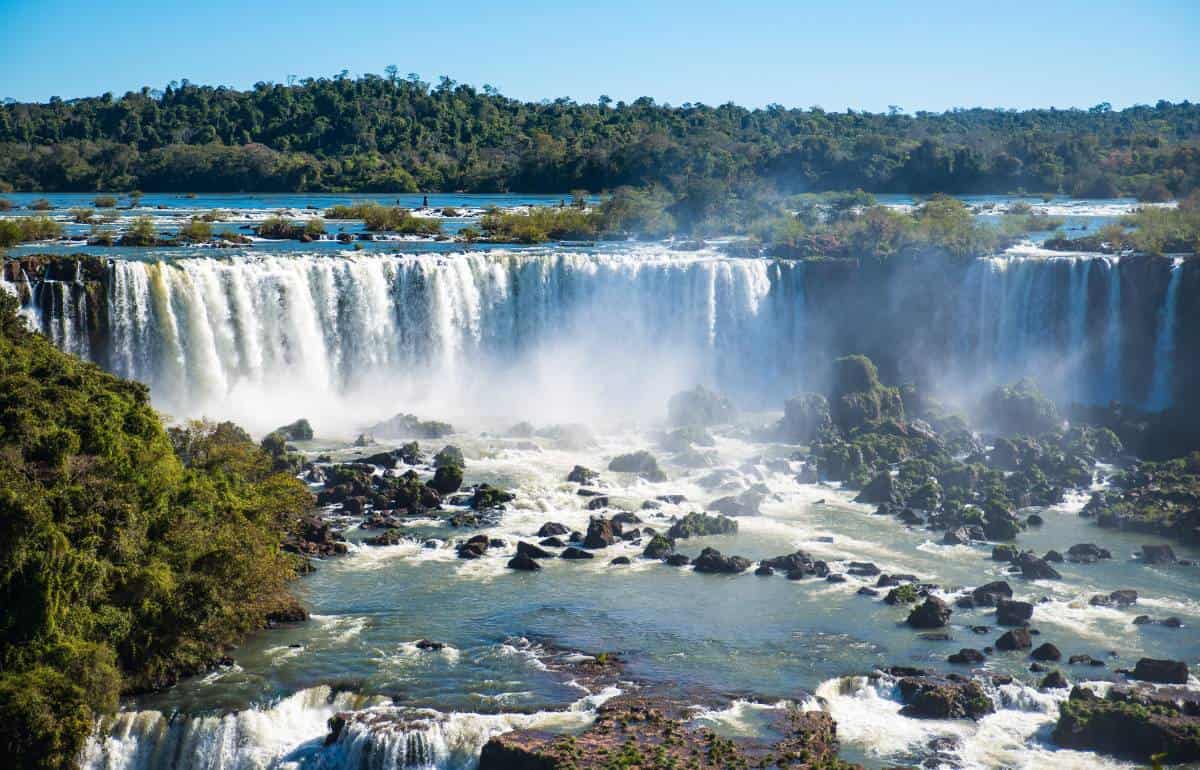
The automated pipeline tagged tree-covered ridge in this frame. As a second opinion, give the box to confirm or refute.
[0,290,313,770]
[1,74,1198,196]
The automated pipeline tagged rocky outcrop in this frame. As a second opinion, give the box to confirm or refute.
[607,451,667,482]
[893,671,994,720]
[665,511,737,540]
[906,597,952,629]
[1053,685,1200,762]
[667,385,736,427]
[692,547,751,574]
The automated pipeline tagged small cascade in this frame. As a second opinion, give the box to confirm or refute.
[1146,259,1184,410]
[1102,257,1123,403]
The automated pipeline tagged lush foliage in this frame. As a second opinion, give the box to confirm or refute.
[0,216,64,247]
[0,291,312,769]
[1046,193,1200,255]
[325,201,441,234]
[1,75,1197,195]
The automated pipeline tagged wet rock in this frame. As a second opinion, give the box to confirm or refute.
[585,495,612,511]
[855,471,899,505]
[943,525,985,545]
[429,464,463,494]
[1067,543,1112,563]
[1132,658,1189,684]
[1069,654,1105,666]
[583,518,617,549]
[906,597,952,629]
[996,628,1032,651]
[610,556,631,566]
[756,564,775,576]
[470,484,514,510]
[1141,544,1177,564]
[507,553,542,571]
[708,489,763,517]
[642,534,675,560]
[995,598,1034,626]
[1043,549,1064,563]
[656,494,687,505]
[826,573,847,583]
[516,541,553,559]
[948,648,986,665]
[1015,552,1062,580]
[1026,513,1044,526]
[666,511,737,540]
[1053,685,1200,762]
[363,529,405,546]
[664,553,690,567]
[1040,670,1070,690]
[1031,642,1062,661]
[991,544,1019,562]
[778,392,833,443]
[857,586,879,596]
[847,561,881,577]
[537,522,570,537]
[560,547,595,560]
[566,465,599,484]
[539,536,566,548]
[971,581,1013,606]
[415,639,445,651]
[692,547,751,574]
[607,450,667,482]
[896,675,994,720]
[760,550,816,575]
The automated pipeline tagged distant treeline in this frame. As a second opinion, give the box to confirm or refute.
[1,74,1199,197]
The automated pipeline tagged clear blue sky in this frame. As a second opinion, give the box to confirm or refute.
[1,0,1196,111]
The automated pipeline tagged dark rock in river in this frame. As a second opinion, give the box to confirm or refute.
[995,598,1034,626]
[539,536,566,548]
[560,547,595,560]
[995,628,1032,651]
[1132,658,1190,684]
[1040,670,1070,690]
[516,541,553,559]
[1141,544,1177,564]
[777,392,832,443]
[583,517,617,549]
[507,553,542,571]
[907,597,952,629]
[666,511,737,540]
[708,489,763,517]
[607,450,667,482]
[855,471,899,505]
[1053,685,1200,762]
[1015,552,1062,580]
[896,674,994,720]
[692,547,751,574]
[642,534,675,560]
[1031,642,1062,661]
[566,464,599,484]
[1067,543,1112,563]
[664,553,690,567]
[971,581,1013,606]
[948,648,986,665]
[429,464,463,494]
[537,522,569,537]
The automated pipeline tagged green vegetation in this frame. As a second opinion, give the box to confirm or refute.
[480,205,596,243]
[256,215,327,240]
[325,201,441,234]
[1046,193,1200,255]
[0,216,64,247]
[92,195,117,208]
[0,75,1196,196]
[177,217,213,243]
[0,291,313,769]
[118,215,157,246]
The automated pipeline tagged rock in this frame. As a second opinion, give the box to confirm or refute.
[943,526,982,545]
[666,511,737,540]
[948,648,986,665]
[537,522,569,537]
[1132,658,1189,684]
[896,675,994,720]
[642,534,675,560]
[507,553,542,571]
[907,597,952,629]
[429,464,463,494]
[1067,543,1112,563]
[778,392,832,443]
[1141,544,1177,564]
[1026,513,1044,526]
[995,628,1032,651]
[1031,643,1062,661]
[566,465,599,484]
[1040,670,1070,690]
[826,573,847,583]
[756,564,775,576]
[991,544,1019,562]
[470,484,514,510]
[855,471,899,504]
[847,561,881,577]
[857,586,879,596]
[1053,685,1200,762]
[708,489,763,517]
[583,518,617,549]
[516,541,553,559]
[1043,549,1064,563]
[539,536,566,548]
[1015,552,1062,580]
[1108,589,1138,606]
[560,547,595,560]
[692,547,751,574]
[415,639,445,651]
[607,451,667,482]
[664,553,690,567]
[667,385,736,427]
[760,550,816,575]
[995,598,1034,626]
[971,581,1013,606]
[1069,654,1104,667]
[273,418,314,441]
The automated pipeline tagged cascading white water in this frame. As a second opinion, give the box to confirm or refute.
[99,248,802,432]
[80,685,618,770]
[1146,259,1184,410]
[1102,257,1123,403]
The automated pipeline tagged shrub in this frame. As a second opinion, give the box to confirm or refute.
[71,207,96,224]
[177,217,212,243]
[119,216,157,246]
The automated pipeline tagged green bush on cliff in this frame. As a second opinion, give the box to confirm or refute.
[0,291,312,770]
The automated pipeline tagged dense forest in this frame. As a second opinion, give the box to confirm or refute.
[0,291,313,770]
[1,74,1198,196]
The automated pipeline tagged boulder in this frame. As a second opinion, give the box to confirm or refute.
[692,547,751,574]
[566,465,599,484]
[1031,643,1062,661]
[896,675,994,720]
[607,451,668,482]
[560,547,595,560]
[855,471,899,505]
[516,541,553,559]
[429,464,463,494]
[948,648,986,665]
[1067,543,1112,563]
[906,597,952,629]
[537,522,570,537]
[666,511,737,540]
[995,598,1034,626]
[507,554,542,571]
[971,581,1013,606]
[778,392,833,443]
[1015,552,1062,580]
[583,518,617,549]
[995,628,1033,651]
[642,534,675,560]
[1131,658,1189,685]
[664,553,691,567]
[1053,686,1200,762]
[1141,544,1177,564]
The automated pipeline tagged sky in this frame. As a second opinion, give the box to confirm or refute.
[1,0,1196,111]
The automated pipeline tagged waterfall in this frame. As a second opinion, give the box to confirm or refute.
[1146,259,1184,410]
[80,685,615,770]
[1102,258,1123,403]
[1066,258,1092,402]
